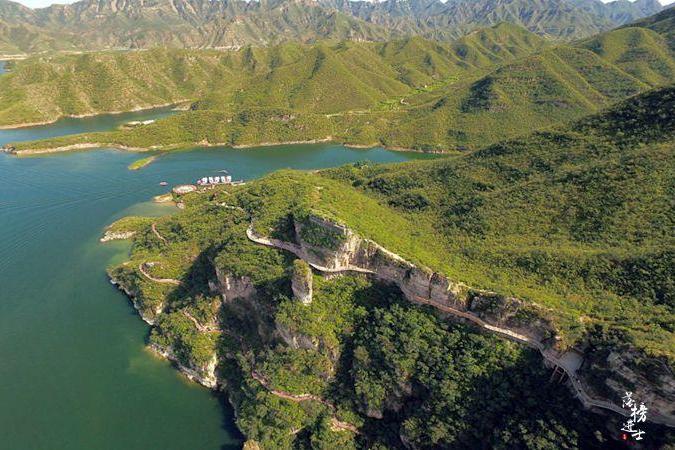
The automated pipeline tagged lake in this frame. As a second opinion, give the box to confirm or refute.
[0,110,437,449]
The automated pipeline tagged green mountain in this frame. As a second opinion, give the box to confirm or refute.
[621,3,675,51]
[580,24,675,86]
[0,24,549,129]
[0,0,665,54]
[103,84,675,448]
[7,18,673,154]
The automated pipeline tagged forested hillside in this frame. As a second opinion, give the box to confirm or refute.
[104,84,675,448]
[7,14,674,153]
[0,23,549,127]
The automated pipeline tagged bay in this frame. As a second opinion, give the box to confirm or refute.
[0,113,436,449]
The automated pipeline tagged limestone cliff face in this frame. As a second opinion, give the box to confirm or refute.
[108,268,162,325]
[149,343,218,388]
[276,322,319,351]
[584,348,675,424]
[468,291,558,345]
[291,215,557,345]
[291,259,313,305]
[277,214,675,425]
[215,265,257,303]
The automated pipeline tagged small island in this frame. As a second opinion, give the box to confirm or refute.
[128,155,158,171]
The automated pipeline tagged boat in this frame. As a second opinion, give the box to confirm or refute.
[159,181,168,186]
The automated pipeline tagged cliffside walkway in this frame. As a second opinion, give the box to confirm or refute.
[151,222,168,245]
[138,262,181,286]
[181,310,219,333]
[246,227,374,275]
[411,296,632,419]
[246,226,675,427]
[250,371,360,434]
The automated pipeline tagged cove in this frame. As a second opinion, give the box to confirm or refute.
[0,117,437,449]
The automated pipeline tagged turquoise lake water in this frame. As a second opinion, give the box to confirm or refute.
[0,111,436,449]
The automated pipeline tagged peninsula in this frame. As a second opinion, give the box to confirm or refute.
[106,86,675,448]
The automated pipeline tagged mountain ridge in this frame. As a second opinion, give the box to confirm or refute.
[5,15,673,153]
[0,0,665,53]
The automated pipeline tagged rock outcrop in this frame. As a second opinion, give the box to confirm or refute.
[100,230,135,242]
[108,267,163,325]
[149,343,218,388]
[215,266,257,303]
[291,259,313,305]
[276,322,319,351]
[247,213,675,426]
[583,348,675,425]
[288,214,558,346]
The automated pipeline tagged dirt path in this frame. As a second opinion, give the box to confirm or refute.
[250,371,359,434]
[181,310,220,333]
[152,222,168,244]
[138,262,181,285]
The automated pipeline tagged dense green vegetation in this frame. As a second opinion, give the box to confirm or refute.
[110,201,627,448]
[103,215,155,235]
[6,15,675,153]
[104,83,674,447]
[123,84,675,359]
[127,156,157,171]
[0,24,546,128]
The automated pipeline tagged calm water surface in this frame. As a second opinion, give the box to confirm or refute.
[0,112,436,449]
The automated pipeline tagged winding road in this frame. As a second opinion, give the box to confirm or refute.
[250,371,360,434]
[138,262,181,285]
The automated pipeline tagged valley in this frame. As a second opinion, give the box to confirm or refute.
[3,10,673,156]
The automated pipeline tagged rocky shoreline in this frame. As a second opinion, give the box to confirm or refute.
[100,230,136,242]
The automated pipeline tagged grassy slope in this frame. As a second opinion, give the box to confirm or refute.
[620,5,675,52]
[106,86,674,447]
[0,48,228,125]
[579,26,675,86]
[114,86,674,360]
[317,86,675,358]
[0,23,547,127]
[7,20,673,153]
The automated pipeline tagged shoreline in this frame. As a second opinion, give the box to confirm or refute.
[12,142,152,155]
[10,137,453,156]
[0,101,191,130]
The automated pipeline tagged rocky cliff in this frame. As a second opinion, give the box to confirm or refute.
[215,265,257,303]
[290,214,559,346]
[248,213,675,426]
[291,259,313,305]
[149,342,219,388]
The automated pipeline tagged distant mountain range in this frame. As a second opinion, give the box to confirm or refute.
[0,0,666,53]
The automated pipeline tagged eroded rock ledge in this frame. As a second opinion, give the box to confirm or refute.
[247,213,675,427]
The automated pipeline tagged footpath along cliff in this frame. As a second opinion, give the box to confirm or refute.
[245,214,675,427]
